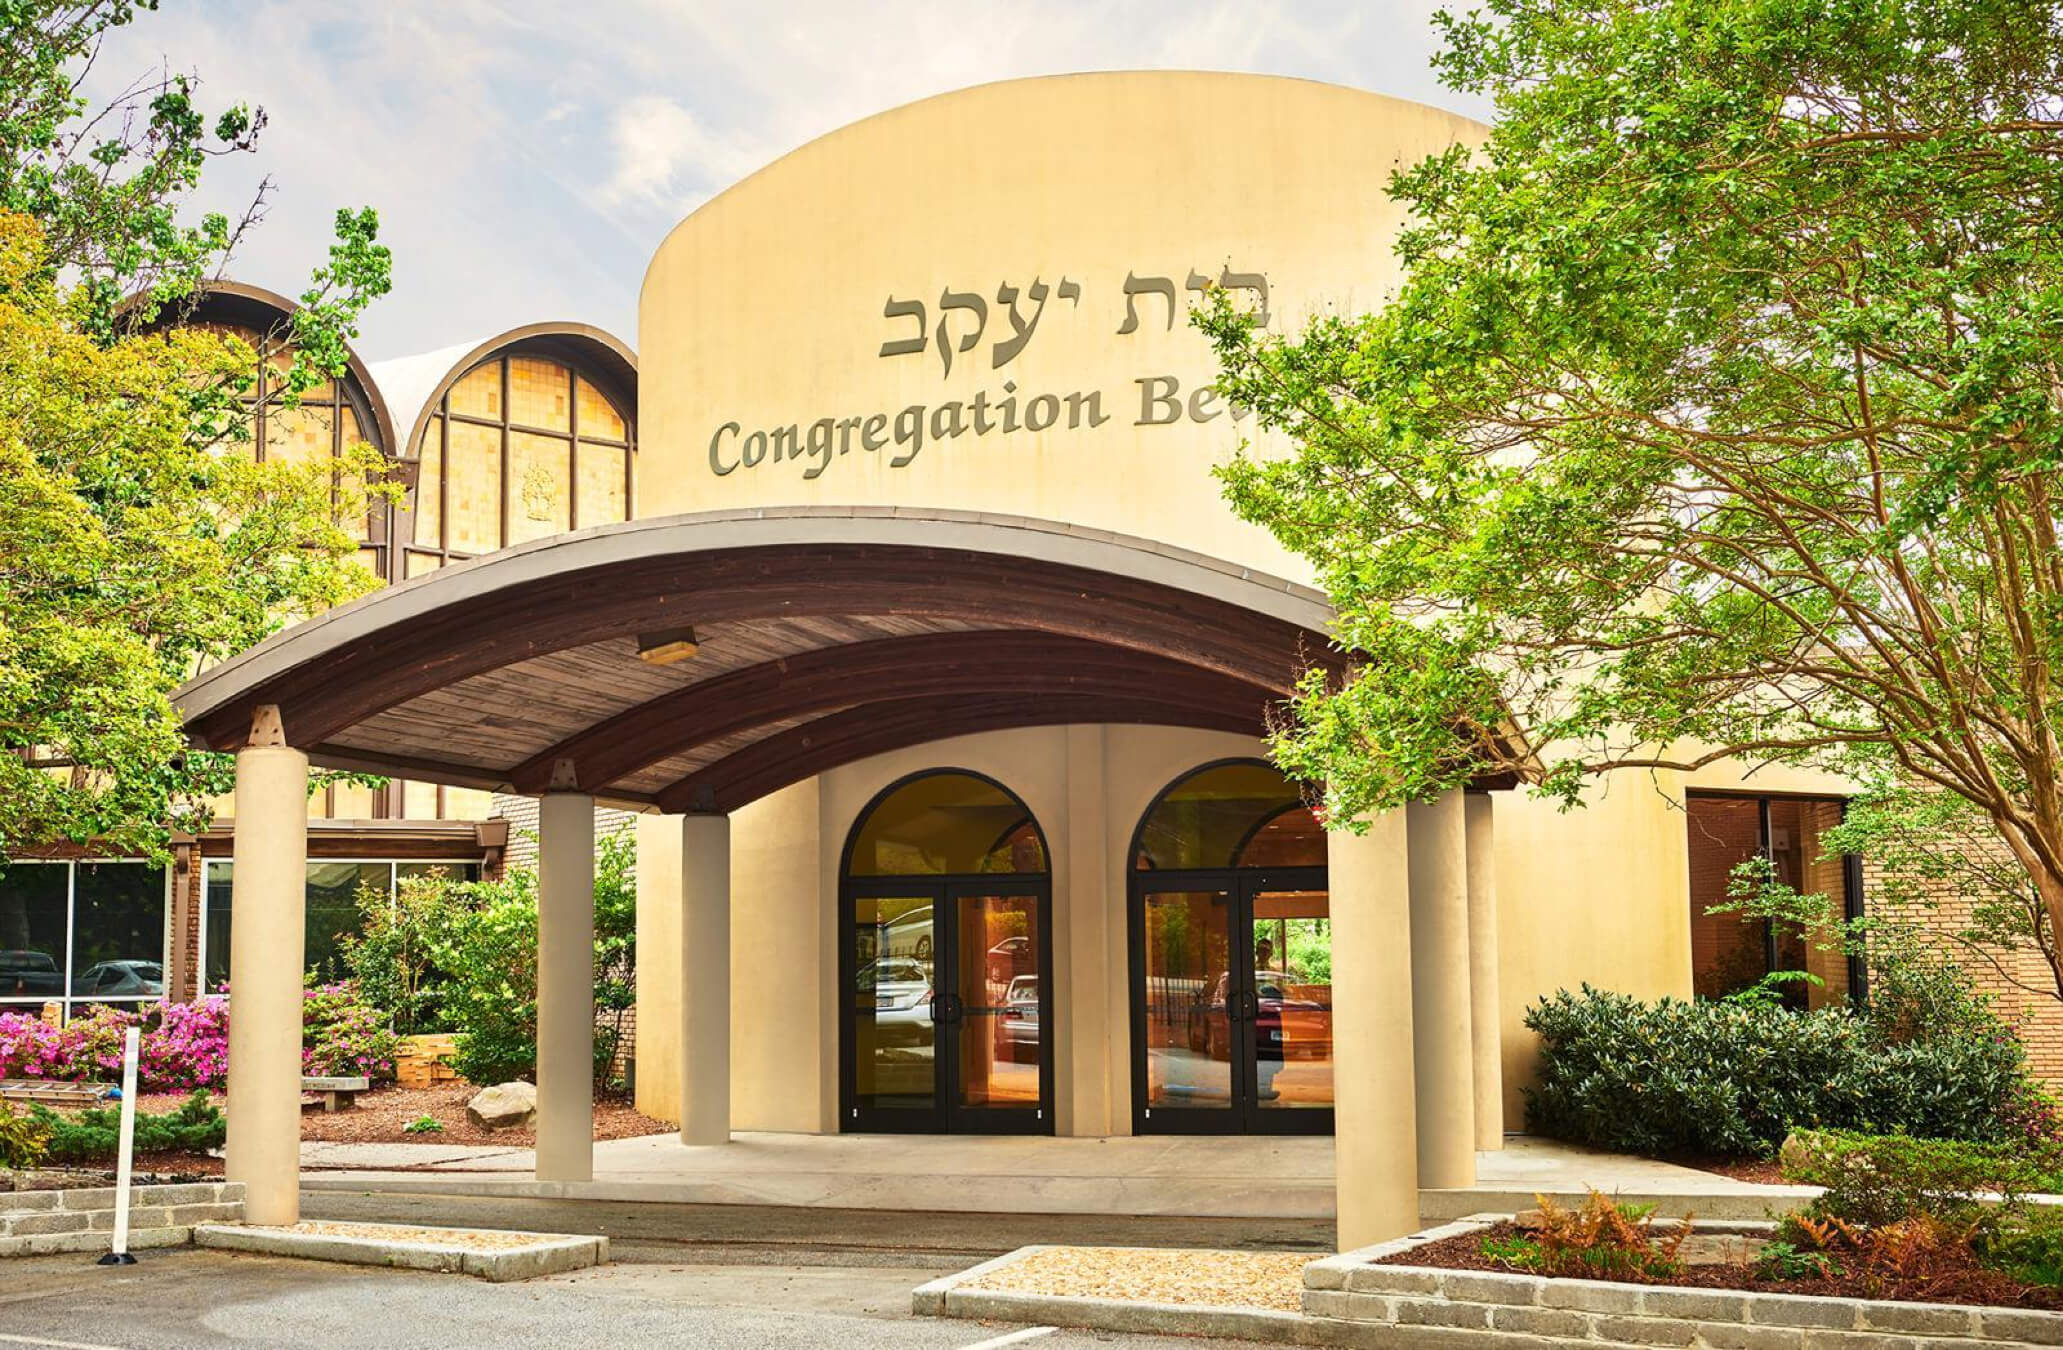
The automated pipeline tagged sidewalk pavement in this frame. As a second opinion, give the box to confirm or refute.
[296,1132,1814,1222]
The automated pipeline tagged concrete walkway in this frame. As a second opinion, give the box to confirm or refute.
[299,1132,1812,1221]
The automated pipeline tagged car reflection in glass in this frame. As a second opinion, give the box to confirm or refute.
[0,950,66,998]
[994,974,1040,1061]
[73,961,165,998]
[858,955,934,1049]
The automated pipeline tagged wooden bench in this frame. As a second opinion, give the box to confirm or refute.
[0,1078,110,1109]
[300,1075,370,1112]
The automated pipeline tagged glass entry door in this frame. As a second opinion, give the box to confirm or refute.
[844,879,1052,1133]
[1130,871,1333,1134]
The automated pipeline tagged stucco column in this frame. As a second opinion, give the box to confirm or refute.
[536,784,595,1182]
[1408,790,1476,1190]
[224,705,307,1227]
[679,812,732,1145]
[1328,808,1418,1248]
[1465,794,1504,1151]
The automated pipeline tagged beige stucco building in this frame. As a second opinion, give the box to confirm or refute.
[156,72,1880,1244]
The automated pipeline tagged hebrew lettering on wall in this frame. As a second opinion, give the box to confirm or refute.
[876,266,1270,369]
[934,289,989,377]
[879,296,927,358]
[994,277,1081,368]
[1116,273,1178,335]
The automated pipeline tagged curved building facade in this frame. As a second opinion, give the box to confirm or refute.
[157,72,1884,1240]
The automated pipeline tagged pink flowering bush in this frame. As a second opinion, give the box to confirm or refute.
[143,999,230,1092]
[302,982,399,1081]
[0,996,232,1092]
[0,1011,66,1080]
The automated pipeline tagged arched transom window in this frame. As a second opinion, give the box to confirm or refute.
[196,320,391,579]
[405,352,635,578]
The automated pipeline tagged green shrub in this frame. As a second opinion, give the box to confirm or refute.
[436,875,540,1087]
[1524,985,2035,1158]
[0,1099,51,1169]
[29,1091,225,1164]
[1479,1191,1688,1281]
[1752,1240,1840,1282]
[1779,1129,2058,1227]
[1976,1208,2063,1288]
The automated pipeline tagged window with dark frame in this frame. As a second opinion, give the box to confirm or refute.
[1685,792,1865,1009]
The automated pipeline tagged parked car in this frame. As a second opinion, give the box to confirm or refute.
[858,955,934,1047]
[985,936,1034,986]
[0,950,64,998]
[881,906,933,962]
[993,975,1040,1061]
[1186,969,1331,1063]
[72,960,164,998]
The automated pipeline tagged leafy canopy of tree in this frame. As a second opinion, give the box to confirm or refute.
[1202,0,2063,947]
[0,0,393,864]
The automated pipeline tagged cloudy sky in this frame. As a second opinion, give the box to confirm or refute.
[88,1,1487,361]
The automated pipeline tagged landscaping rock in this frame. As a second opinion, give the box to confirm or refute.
[1776,1130,1818,1178]
[465,1082,536,1130]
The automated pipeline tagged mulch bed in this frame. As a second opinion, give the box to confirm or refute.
[129,1083,672,1151]
[1685,1156,1788,1185]
[1384,1221,2063,1311]
[54,1083,676,1174]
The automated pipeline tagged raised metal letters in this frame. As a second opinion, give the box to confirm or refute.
[1116,272,1178,334]
[879,296,927,358]
[935,289,988,376]
[1218,267,1270,328]
[993,276,1081,368]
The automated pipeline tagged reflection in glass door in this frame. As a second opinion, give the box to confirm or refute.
[1140,890,1235,1115]
[1127,756,1333,1135]
[949,888,1046,1130]
[850,895,938,1129]
[839,770,1054,1135]
[1133,880,1332,1132]
[1251,890,1334,1117]
[844,882,1052,1133]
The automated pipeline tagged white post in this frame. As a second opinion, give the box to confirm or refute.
[678,813,731,1145]
[536,775,596,1183]
[98,1025,140,1266]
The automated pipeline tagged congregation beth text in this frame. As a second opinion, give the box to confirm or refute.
[706,267,1269,479]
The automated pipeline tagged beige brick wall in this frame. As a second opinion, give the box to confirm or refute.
[1866,842,2063,1085]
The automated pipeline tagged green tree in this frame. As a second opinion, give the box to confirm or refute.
[1202,0,2063,976]
[0,0,393,864]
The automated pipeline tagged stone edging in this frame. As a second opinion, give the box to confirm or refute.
[0,1181,245,1258]
[1308,1215,2063,1347]
[912,1246,1310,1343]
[193,1222,607,1282]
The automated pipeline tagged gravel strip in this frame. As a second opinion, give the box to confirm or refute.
[285,1220,570,1250]
[960,1246,1311,1312]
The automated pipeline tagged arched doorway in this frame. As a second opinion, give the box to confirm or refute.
[1129,759,1332,1135]
[840,770,1054,1134]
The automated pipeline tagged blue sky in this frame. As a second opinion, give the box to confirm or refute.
[91,1,1487,361]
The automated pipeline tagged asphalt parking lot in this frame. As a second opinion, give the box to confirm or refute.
[0,1194,1330,1349]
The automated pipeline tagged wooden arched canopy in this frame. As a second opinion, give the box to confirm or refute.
[174,508,1341,814]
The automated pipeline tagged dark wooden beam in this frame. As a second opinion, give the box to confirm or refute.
[191,545,1334,752]
[657,693,1266,814]
[507,631,1284,793]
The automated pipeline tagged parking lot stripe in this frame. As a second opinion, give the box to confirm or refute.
[956,1328,1056,1350]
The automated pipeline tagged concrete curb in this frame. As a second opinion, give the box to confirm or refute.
[193,1222,606,1282]
[912,1244,1314,1342]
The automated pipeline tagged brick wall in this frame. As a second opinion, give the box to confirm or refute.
[1865,840,2063,1085]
